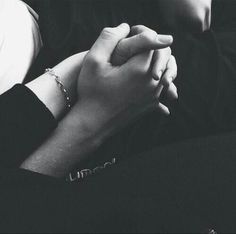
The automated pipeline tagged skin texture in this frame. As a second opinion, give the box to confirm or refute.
[21,24,178,177]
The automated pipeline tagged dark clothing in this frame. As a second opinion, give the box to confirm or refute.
[0,83,233,234]
[0,85,57,167]
[2,0,236,233]
[2,131,236,233]
[0,43,235,233]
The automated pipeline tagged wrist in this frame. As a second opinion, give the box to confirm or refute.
[52,51,88,103]
[26,73,67,120]
[26,52,88,120]
[66,101,116,147]
[70,100,142,147]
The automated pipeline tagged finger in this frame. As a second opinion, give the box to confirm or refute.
[166,82,178,100]
[154,82,178,101]
[157,102,170,115]
[142,101,170,116]
[153,82,170,115]
[154,55,177,101]
[131,25,172,42]
[152,48,172,80]
[155,83,164,99]
[122,50,154,76]
[89,23,130,63]
[160,55,178,86]
[113,31,173,66]
[131,25,173,49]
[155,80,178,102]
[130,25,152,35]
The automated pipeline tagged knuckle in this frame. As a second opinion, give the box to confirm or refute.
[171,55,176,63]
[102,27,112,34]
[133,24,146,29]
[174,69,178,78]
[166,47,172,56]
[170,55,178,71]
[86,54,101,67]
[151,69,160,80]
[173,69,178,78]
[141,30,158,44]
[171,55,176,64]
[151,70,156,78]
[131,25,140,31]
[172,74,177,81]
[163,77,172,86]
[132,25,149,35]
[101,27,117,40]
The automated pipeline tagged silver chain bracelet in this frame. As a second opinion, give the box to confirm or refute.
[45,68,72,109]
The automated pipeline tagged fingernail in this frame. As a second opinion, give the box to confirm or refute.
[158,35,173,44]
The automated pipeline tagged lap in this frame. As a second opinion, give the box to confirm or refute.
[69,132,236,233]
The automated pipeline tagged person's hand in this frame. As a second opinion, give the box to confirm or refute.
[75,23,173,134]
[111,25,173,66]
[112,25,178,115]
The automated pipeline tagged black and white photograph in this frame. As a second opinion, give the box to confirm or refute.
[0,0,235,233]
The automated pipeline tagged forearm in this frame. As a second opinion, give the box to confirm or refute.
[0,52,87,167]
[0,85,57,167]
[20,102,116,178]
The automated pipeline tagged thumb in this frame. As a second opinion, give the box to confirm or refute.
[112,26,173,66]
[88,23,130,63]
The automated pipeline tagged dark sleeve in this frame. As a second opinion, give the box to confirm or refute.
[0,84,57,167]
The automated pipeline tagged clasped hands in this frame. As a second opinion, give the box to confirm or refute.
[27,23,178,140]
[22,23,178,177]
[76,23,177,130]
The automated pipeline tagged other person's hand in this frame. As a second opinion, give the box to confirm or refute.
[112,25,178,115]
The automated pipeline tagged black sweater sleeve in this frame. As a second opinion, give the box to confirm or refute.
[0,84,57,167]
